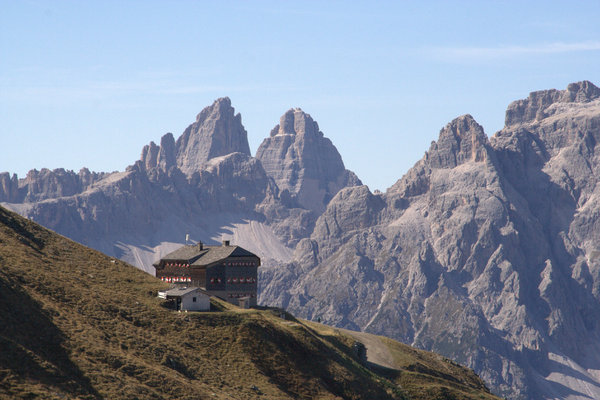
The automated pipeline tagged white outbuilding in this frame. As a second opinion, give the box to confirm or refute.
[159,287,210,311]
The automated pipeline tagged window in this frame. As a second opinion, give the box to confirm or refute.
[193,297,197,302]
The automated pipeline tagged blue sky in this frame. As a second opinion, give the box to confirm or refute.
[1,1,599,191]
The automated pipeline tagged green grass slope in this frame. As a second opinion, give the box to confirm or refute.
[0,206,500,400]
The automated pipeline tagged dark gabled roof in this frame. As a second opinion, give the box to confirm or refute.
[161,246,208,263]
[158,243,259,268]
[192,246,256,266]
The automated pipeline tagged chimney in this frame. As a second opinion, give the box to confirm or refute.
[197,241,203,251]
[222,240,230,247]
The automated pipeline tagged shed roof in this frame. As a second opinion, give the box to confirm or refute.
[164,287,209,297]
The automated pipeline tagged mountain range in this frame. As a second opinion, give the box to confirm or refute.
[3,81,600,399]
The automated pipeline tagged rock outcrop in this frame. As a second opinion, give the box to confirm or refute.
[0,168,109,203]
[256,108,361,214]
[0,172,19,203]
[141,132,177,173]
[505,80,600,127]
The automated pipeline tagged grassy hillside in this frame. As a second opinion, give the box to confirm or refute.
[0,206,500,399]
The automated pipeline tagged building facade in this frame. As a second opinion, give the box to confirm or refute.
[153,240,260,307]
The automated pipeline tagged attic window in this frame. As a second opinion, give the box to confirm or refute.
[193,297,197,302]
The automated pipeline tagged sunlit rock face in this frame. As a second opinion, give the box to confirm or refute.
[260,81,600,400]
[256,108,361,214]
[175,97,251,176]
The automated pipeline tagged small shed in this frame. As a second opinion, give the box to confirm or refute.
[160,287,210,311]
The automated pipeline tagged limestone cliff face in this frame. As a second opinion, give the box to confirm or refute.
[175,97,251,176]
[505,80,600,127]
[190,152,272,213]
[0,172,19,202]
[256,108,361,214]
[141,132,177,173]
[426,114,489,168]
[0,168,108,203]
[260,82,600,400]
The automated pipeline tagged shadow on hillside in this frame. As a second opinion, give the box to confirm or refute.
[239,319,396,399]
[0,273,100,399]
[0,206,44,251]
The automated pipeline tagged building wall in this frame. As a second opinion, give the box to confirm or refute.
[157,261,195,285]
[217,257,259,306]
[223,264,257,306]
[180,291,210,311]
[205,264,226,291]
[191,269,206,288]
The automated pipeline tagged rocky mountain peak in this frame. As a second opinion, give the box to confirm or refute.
[505,81,600,127]
[257,108,361,214]
[175,97,251,176]
[426,114,489,169]
[201,96,231,115]
[270,108,320,137]
[140,141,159,170]
[140,132,176,173]
[564,80,600,102]
[158,132,176,170]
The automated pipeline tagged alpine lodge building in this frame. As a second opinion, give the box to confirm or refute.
[153,240,260,307]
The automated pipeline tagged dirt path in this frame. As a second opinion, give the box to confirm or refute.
[338,328,399,370]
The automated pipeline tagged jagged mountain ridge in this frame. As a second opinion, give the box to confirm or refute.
[0,167,109,203]
[261,81,600,399]
[0,98,356,273]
